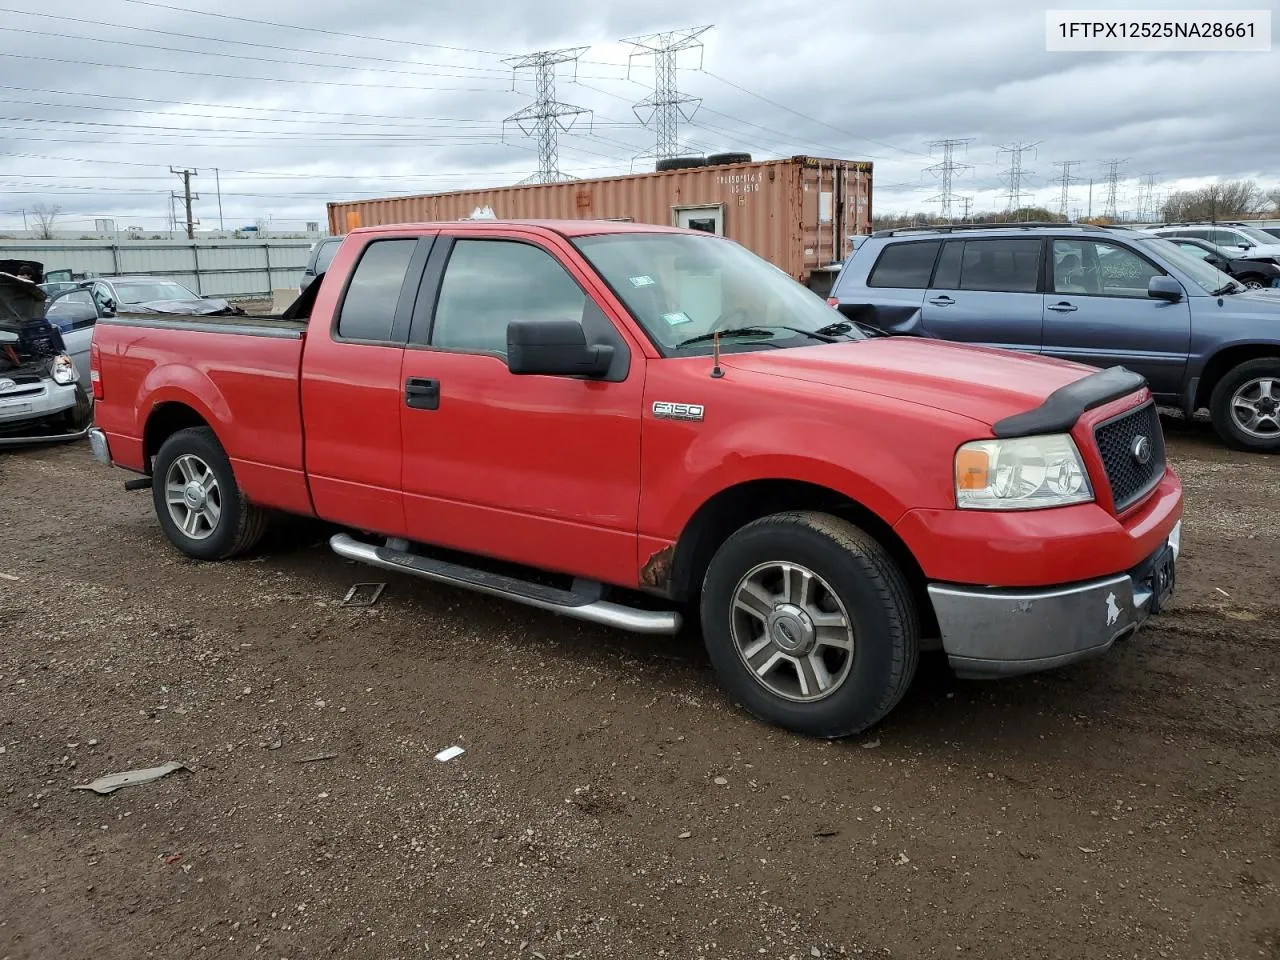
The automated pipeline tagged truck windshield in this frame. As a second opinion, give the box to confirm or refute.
[1136,237,1244,295]
[112,281,199,303]
[573,232,865,354]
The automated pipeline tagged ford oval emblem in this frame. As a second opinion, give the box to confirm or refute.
[1131,435,1152,466]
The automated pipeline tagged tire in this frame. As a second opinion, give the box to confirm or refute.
[1209,357,1280,452]
[63,382,92,432]
[699,511,919,738]
[1237,274,1267,290]
[707,152,752,166]
[151,426,269,560]
[656,156,706,172]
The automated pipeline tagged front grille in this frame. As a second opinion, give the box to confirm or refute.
[1093,401,1165,512]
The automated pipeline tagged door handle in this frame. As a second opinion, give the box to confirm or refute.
[928,296,955,306]
[404,377,440,411]
[1047,302,1078,313]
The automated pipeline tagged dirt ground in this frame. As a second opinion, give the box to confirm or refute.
[1,419,1276,960]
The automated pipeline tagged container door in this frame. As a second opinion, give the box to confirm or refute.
[673,205,724,235]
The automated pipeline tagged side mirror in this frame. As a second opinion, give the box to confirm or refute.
[506,319,614,377]
[1148,276,1183,303]
[103,299,116,314]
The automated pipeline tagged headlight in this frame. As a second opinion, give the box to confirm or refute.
[955,434,1093,510]
[50,354,79,385]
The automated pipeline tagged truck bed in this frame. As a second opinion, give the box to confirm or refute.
[94,313,312,516]
[111,312,307,338]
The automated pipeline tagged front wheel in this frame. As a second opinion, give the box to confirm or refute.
[1209,358,1280,452]
[699,511,919,738]
[151,426,268,560]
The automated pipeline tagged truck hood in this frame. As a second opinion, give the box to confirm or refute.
[719,337,1102,428]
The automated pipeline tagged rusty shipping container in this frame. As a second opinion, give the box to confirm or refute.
[327,156,872,290]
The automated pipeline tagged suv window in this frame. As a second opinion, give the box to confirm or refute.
[932,238,1040,293]
[866,240,940,288]
[431,239,586,355]
[1213,229,1248,248]
[314,238,341,274]
[336,239,417,342]
[1052,239,1162,297]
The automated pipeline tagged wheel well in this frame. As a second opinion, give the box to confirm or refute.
[1195,346,1280,412]
[664,479,938,637]
[143,402,209,473]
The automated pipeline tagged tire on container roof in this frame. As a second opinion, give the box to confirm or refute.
[656,156,707,172]
[707,152,752,166]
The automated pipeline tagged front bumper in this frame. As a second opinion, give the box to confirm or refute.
[929,520,1181,679]
[0,377,76,424]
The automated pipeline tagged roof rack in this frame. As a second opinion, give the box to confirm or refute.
[1148,220,1253,228]
[870,221,1124,238]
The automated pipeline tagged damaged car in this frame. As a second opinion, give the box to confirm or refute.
[86,276,245,316]
[0,260,93,449]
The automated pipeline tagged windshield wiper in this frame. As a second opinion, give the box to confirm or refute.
[1210,282,1242,296]
[816,319,886,338]
[675,326,776,348]
[675,325,840,349]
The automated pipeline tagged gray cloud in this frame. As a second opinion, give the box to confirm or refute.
[1,0,1275,232]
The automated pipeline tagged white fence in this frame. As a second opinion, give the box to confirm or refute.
[0,239,317,297]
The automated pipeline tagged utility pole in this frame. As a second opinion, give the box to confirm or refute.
[170,166,199,239]
[1087,178,1093,218]
[503,48,592,184]
[998,142,1041,218]
[959,196,973,221]
[215,167,224,231]
[1099,158,1126,221]
[1050,160,1082,220]
[924,138,974,222]
[622,25,713,162]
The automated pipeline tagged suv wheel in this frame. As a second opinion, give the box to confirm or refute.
[151,427,269,559]
[700,511,919,738]
[1210,358,1280,452]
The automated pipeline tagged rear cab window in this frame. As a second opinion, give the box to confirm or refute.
[866,241,941,288]
[335,239,419,342]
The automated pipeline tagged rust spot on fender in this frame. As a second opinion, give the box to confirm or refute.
[640,545,675,589]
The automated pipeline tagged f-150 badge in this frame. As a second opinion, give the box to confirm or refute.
[652,401,704,422]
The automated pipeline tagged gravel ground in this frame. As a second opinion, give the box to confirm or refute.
[1,418,1276,960]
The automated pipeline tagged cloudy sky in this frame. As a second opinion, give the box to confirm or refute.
[1,0,1276,233]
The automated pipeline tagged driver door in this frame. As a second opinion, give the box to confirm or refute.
[397,230,645,586]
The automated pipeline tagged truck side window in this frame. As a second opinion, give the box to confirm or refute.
[337,239,417,342]
[431,239,587,355]
[866,240,941,289]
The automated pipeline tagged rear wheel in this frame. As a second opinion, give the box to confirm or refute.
[699,511,919,738]
[151,426,268,559]
[1209,358,1280,452]
[1238,274,1268,290]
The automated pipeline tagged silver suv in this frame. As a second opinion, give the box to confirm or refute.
[1144,222,1280,261]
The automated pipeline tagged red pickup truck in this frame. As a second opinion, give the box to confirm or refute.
[87,220,1183,738]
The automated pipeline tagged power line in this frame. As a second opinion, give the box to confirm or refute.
[502,48,593,184]
[693,69,925,157]
[622,26,712,162]
[999,141,1041,216]
[0,51,518,94]
[1100,158,1127,220]
[924,138,973,222]
[109,0,513,57]
[1050,160,1083,219]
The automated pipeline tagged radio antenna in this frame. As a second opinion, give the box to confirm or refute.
[710,330,724,378]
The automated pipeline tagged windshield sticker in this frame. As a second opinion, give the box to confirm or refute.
[662,311,693,326]
[628,275,656,287]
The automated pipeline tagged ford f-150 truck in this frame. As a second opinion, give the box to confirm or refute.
[86,220,1183,738]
